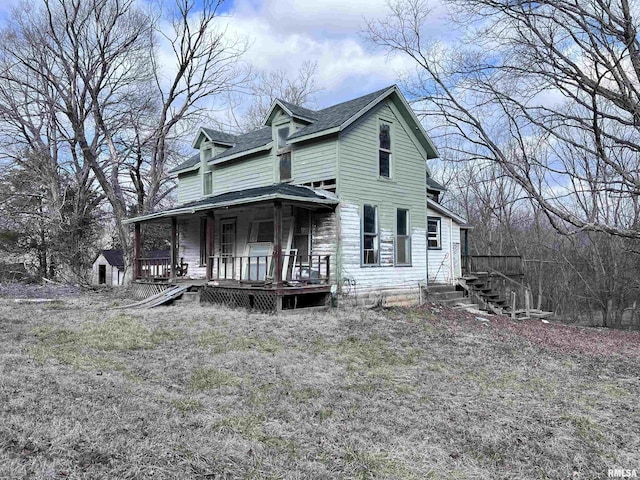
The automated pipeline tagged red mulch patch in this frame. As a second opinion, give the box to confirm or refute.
[415,303,640,358]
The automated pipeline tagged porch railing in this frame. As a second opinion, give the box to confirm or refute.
[462,255,523,276]
[137,257,171,279]
[209,254,331,284]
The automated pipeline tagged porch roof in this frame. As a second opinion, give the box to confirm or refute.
[124,183,339,224]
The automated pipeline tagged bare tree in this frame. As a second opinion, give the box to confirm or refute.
[229,60,322,132]
[0,0,248,281]
[367,0,640,239]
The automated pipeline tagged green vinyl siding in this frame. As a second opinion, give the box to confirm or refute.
[338,102,428,230]
[292,136,337,184]
[212,152,274,196]
[177,170,201,205]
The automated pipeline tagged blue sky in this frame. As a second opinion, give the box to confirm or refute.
[0,0,453,110]
[219,0,454,107]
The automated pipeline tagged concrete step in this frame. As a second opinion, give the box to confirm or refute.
[174,291,200,304]
[428,290,464,299]
[427,284,458,293]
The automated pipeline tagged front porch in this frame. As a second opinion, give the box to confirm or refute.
[125,184,338,312]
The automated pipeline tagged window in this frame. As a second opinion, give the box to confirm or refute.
[279,151,291,181]
[362,204,379,265]
[276,125,292,181]
[379,122,391,178]
[396,209,411,265]
[277,126,290,149]
[249,220,274,243]
[199,218,207,266]
[428,217,441,249]
[203,170,212,196]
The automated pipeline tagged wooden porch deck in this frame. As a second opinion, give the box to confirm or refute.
[132,277,332,313]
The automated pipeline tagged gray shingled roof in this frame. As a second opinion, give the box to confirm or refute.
[172,85,396,170]
[212,127,273,161]
[169,153,200,174]
[182,183,337,209]
[277,100,318,122]
[201,128,237,145]
[288,85,393,141]
[125,184,338,223]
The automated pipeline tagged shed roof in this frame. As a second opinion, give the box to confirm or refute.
[426,177,446,192]
[97,249,170,267]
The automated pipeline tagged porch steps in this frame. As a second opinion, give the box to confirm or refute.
[426,285,466,307]
[458,276,554,319]
[114,284,191,309]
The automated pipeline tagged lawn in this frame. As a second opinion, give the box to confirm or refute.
[0,292,639,479]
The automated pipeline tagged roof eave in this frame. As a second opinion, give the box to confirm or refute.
[211,142,273,164]
[170,164,200,176]
[287,127,340,144]
[393,89,440,159]
[426,198,467,225]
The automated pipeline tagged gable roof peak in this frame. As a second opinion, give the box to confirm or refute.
[192,126,238,149]
[264,98,318,125]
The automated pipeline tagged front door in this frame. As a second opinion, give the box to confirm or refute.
[98,265,106,285]
[220,219,236,279]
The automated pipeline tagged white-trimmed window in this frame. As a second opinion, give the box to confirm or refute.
[379,122,391,178]
[277,125,292,181]
[396,209,411,265]
[277,126,290,149]
[428,217,441,250]
[362,204,379,265]
[203,170,212,196]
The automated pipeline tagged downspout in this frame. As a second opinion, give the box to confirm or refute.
[450,217,454,284]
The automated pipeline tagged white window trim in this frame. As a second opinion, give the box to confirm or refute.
[274,121,293,182]
[395,208,411,266]
[378,119,393,179]
[362,204,379,266]
[428,216,442,250]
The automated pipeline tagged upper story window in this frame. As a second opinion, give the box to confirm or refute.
[276,125,291,181]
[379,122,391,178]
[277,126,290,149]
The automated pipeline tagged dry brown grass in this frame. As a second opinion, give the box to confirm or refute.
[0,294,638,479]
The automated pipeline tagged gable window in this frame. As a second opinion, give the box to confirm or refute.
[396,209,411,265]
[277,126,290,149]
[362,204,379,265]
[379,122,391,178]
[428,217,441,249]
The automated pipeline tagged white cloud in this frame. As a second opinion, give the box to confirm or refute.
[218,0,443,106]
